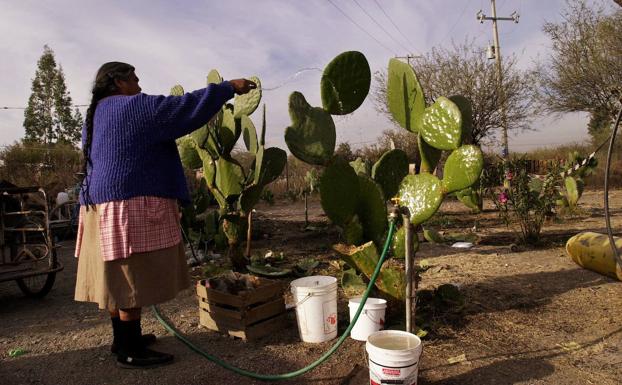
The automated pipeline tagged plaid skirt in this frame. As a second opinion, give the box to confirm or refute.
[74,206,190,311]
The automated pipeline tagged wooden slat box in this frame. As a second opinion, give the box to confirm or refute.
[196,274,286,340]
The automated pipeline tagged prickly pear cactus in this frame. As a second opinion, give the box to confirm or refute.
[386,58,425,133]
[285,92,336,165]
[420,96,462,151]
[442,145,484,194]
[319,157,360,226]
[371,149,409,200]
[321,51,371,115]
[418,134,441,173]
[173,72,286,271]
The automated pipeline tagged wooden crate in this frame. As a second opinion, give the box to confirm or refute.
[196,275,287,340]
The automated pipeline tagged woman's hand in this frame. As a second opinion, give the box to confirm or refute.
[229,79,257,95]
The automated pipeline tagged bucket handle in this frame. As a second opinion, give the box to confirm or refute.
[286,292,314,310]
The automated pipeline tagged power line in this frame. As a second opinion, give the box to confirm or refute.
[327,0,396,55]
[437,0,472,45]
[372,0,419,55]
[1,105,89,110]
[351,0,412,54]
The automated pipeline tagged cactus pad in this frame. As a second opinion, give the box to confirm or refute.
[418,134,441,173]
[285,92,336,165]
[215,156,245,200]
[319,157,359,226]
[449,95,473,144]
[234,76,261,118]
[177,135,202,169]
[392,225,419,259]
[321,51,371,115]
[357,175,388,245]
[565,176,581,207]
[333,242,405,301]
[350,157,370,176]
[239,184,264,214]
[420,96,462,150]
[386,58,425,133]
[344,215,364,245]
[254,147,287,186]
[455,188,480,212]
[371,149,409,200]
[170,84,184,96]
[216,108,241,155]
[442,145,483,193]
[242,115,258,153]
[207,69,223,85]
[398,173,444,226]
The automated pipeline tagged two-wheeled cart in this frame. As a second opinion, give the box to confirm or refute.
[0,186,63,298]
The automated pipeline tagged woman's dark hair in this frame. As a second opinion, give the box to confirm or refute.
[81,62,135,207]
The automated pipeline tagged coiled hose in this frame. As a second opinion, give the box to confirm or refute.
[152,218,397,381]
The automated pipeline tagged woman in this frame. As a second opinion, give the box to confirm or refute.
[74,62,255,368]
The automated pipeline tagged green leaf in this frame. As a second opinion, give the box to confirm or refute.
[398,173,444,226]
[285,92,336,165]
[420,96,462,150]
[386,58,425,133]
[319,157,360,226]
[321,51,371,115]
[442,145,484,193]
[234,76,261,118]
[246,264,291,277]
[216,108,241,155]
[341,268,367,296]
[371,149,409,200]
[343,215,364,245]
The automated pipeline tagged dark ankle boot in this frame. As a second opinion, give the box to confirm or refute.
[110,317,156,354]
[116,319,173,369]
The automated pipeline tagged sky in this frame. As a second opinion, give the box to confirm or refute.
[0,0,614,154]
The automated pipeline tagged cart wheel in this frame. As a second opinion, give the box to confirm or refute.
[15,247,58,298]
[16,272,56,298]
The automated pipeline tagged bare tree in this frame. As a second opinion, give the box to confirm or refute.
[535,1,622,139]
[373,40,535,146]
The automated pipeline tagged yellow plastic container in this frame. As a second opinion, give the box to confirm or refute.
[566,232,622,281]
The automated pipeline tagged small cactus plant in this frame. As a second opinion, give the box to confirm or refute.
[175,74,286,270]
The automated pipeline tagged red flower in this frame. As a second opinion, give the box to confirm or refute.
[498,192,509,204]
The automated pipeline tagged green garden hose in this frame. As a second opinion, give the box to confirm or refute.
[152,218,397,381]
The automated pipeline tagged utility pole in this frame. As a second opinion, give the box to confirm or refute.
[477,1,519,159]
[395,54,421,67]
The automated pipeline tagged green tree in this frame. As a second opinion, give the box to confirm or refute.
[373,40,535,146]
[535,1,622,142]
[23,45,83,145]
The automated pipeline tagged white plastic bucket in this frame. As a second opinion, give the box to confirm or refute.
[348,297,387,341]
[366,330,423,385]
[290,276,338,343]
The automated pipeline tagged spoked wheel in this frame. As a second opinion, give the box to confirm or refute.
[15,247,57,298]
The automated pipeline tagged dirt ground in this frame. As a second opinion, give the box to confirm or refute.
[1,190,621,385]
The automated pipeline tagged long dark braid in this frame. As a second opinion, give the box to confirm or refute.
[81,62,135,209]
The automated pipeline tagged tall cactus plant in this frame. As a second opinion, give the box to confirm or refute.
[175,74,286,271]
[285,53,484,301]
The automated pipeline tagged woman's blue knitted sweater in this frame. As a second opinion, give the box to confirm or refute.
[80,82,234,206]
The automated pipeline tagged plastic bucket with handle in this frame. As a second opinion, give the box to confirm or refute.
[290,276,338,343]
[348,297,387,341]
[366,330,423,385]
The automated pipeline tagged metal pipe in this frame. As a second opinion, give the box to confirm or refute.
[604,106,622,268]
[402,207,414,333]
